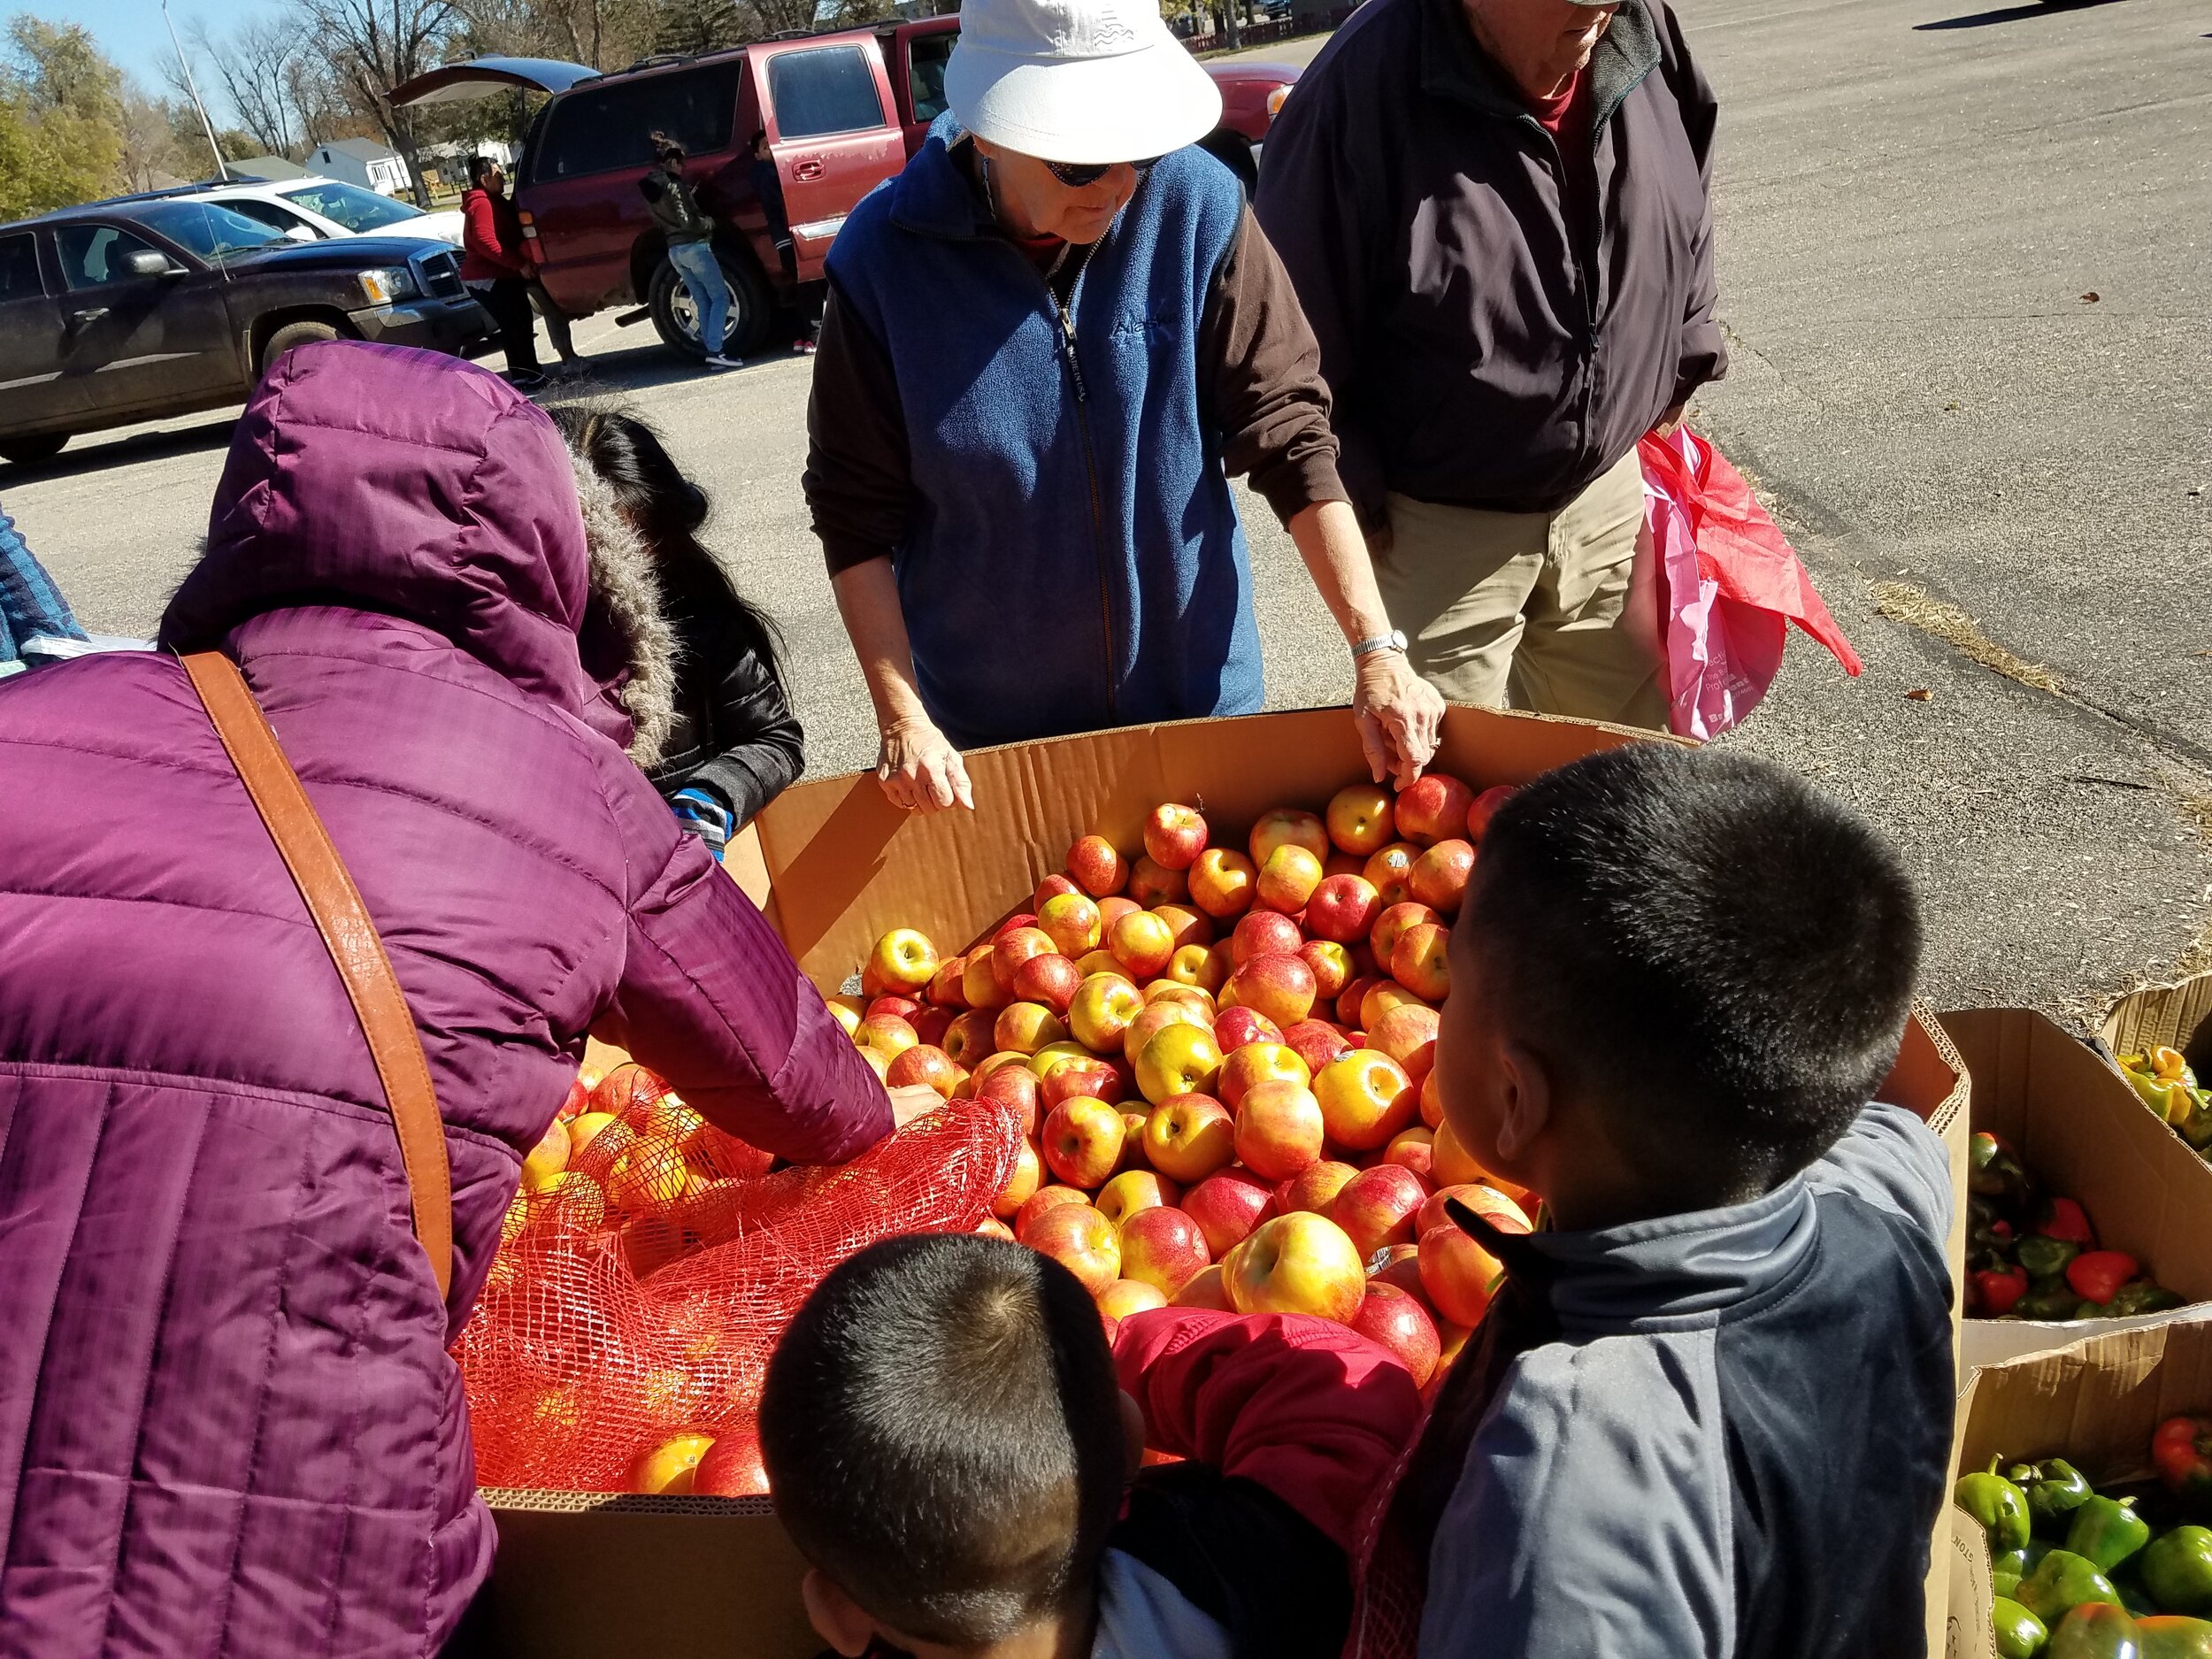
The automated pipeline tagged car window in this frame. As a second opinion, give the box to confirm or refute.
[537,58,744,179]
[55,225,165,289]
[223,196,319,236]
[0,232,40,300]
[769,46,885,140]
[134,200,288,262]
[907,34,953,125]
[285,180,425,233]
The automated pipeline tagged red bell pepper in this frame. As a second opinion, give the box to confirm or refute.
[2155,1416,2212,1511]
[1972,1265,2031,1317]
[2066,1250,2139,1306]
[2039,1196,2096,1246]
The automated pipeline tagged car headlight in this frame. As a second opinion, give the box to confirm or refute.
[357,266,419,305]
[1266,84,1293,119]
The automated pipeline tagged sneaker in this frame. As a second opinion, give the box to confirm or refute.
[794,338,817,356]
[703,354,741,370]
[506,370,548,392]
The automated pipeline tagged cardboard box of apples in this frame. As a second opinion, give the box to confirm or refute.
[474,705,1972,1659]
[833,772,1524,1394]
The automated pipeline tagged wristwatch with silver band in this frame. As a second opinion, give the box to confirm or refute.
[1351,629,1409,661]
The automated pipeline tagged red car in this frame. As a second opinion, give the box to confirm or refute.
[392,28,1299,358]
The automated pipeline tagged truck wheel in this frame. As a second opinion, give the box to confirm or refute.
[1200,134,1259,199]
[0,433,68,465]
[258,319,342,378]
[650,250,772,361]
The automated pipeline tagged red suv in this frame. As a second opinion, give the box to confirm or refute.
[394,27,1299,358]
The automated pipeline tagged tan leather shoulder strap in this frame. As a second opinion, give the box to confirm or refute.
[181,650,454,1302]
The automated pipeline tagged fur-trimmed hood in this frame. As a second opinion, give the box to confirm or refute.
[568,448,679,768]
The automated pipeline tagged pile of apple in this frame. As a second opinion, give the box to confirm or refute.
[835,772,1531,1393]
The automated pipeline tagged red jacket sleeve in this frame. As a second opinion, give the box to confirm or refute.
[597,769,894,1165]
[1114,1309,1423,1554]
[461,191,523,275]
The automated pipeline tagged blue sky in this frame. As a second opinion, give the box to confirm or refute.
[45,0,288,113]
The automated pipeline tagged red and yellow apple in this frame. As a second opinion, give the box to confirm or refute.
[1332,1162,1430,1258]
[1183,1168,1277,1256]
[1143,803,1210,872]
[1409,839,1476,916]
[1033,872,1081,913]
[1109,909,1178,980]
[1383,1125,1435,1182]
[1141,1094,1237,1183]
[1361,979,1431,1032]
[1368,1004,1440,1084]
[1026,1200,1122,1295]
[1225,951,1318,1029]
[1097,1278,1169,1324]
[1299,940,1354,1002]
[1012,952,1082,1016]
[1133,1020,1224,1106]
[1255,844,1325,915]
[1248,807,1330,868]
[1213,1003,1284,1052]
[1417,1220,1504,1327]
[995,1002,1070,1056]
[1223,1212,1364,1324]
[1276,1157,1361,1217]
[1350,1283,1441,1386]
[1233,1078,1326,1181]
[1066,834,1127,898]
[693,1427,771,1497]
[1142,981,1215,1018]
[1394,773,1476,847]
[1097,1168,1178,1230]
[1188,848,1257,919]
[867,995,921,1025]
[1231,909,1304,966]
[963,950,1014,1011]
[1465,784,1516,844]
[1216,1040,1312,1109]
[521,1118,571,1194]
[1304,874,1382,944]
[1279,1017,1354,1078]
[941,1009,999,1067]
[886,1042,958,1097]
[1371,901,1443,966]
[856,1013,919,1059]
[867,928,940,996]
[1041,1056,1123,1110]
[1069,972,1144,1052]
[1039,891,1104,957]
[1172,1263,1235,1310]
[1148,902,1212,951]
[1015,1183,1092,1240]
[1314,1048,1418,1150]
[1041,1096,1126,1188]
[1362,842,1422,909]
[1118,1204,1211,1297]
[992,926,1056,995]
[628,1431,717,1495]
[1166,943,1227,994]
[994,1140,1042,1218]
[1126,854,1189,909]
[1325,783,1396,856]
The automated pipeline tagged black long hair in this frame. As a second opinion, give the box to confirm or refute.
[549,403,783,681]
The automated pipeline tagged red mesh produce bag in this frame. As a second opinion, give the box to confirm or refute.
[460,1076,1022,1493]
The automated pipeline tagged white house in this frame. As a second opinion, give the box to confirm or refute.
[304,137,412,196]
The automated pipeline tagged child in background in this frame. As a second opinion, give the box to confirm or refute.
[1357,743,1953,1659]
[553,405,803,856]
[759,1234,1422,1659]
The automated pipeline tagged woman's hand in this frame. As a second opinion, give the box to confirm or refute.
[1355,650,1446,790]
[876,718,974,814]
[887,1083,947,1129]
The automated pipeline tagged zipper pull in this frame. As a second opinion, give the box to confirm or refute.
[1057,307,1087,403]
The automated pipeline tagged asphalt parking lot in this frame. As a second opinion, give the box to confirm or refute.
[5,0,2206,1024]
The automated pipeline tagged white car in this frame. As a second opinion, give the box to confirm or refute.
[180,177,465,249]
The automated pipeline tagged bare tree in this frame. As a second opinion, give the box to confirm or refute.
[185,16,304,156]
[295,0,460,205]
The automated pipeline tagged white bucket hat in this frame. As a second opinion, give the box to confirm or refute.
[944,0,1225,166]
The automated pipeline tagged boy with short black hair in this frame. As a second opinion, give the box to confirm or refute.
[1360,743,1954,1659]
[761,1233,1421,1659]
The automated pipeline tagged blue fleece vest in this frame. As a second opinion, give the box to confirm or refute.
[826,120,1263,749]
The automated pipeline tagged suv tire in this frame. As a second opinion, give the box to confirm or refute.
[650,248,772,360]
[259,319,344,378]
[0,434,69,466]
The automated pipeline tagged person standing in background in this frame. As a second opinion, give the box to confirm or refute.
[0,496,86,675]
[1256,0,1726,731]
[749,131,819,355]
[460,155,545,391]
[642,134,740,369]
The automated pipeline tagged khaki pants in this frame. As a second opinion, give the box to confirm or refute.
[1373,448,1670,731]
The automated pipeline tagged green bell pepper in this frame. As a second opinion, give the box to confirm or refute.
[2020,1548,2126,1627]
[1963,1465,2038,1555]
[1993,1596,2051,1659]
[2019,1283,2092,1322]
[2068,1495,2154,1573]
[2015,1462,2101,1537]
[2142,1528,2212,1617]
[2021,1235,2086,1279]
[2108,1282,2187,1317]
[1996,1547,2035,1599]
[2139,1616,2212,1659]
[2048,1602,2140,1658]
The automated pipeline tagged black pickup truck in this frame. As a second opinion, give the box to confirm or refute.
[0,191,492,466]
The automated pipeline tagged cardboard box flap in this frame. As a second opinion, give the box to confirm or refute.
[742,705,1658,989]
[2101,972,2212,1076]
[1944,1506,1999,1659]
[1955,1317,2212,1482]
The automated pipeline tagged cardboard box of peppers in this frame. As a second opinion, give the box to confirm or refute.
[1968,1132,2184,1322]
[1955,1417,2212,1656]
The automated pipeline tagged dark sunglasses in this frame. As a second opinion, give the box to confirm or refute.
[1042,155,1163,188]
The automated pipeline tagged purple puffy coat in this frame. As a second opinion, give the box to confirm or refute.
[0,343,892,1656]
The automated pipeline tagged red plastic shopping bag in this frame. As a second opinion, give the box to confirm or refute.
[1639,426,1861,739]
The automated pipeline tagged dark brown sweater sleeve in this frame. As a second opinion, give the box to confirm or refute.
[803,285,911,575]
[1201,207,1348,525]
